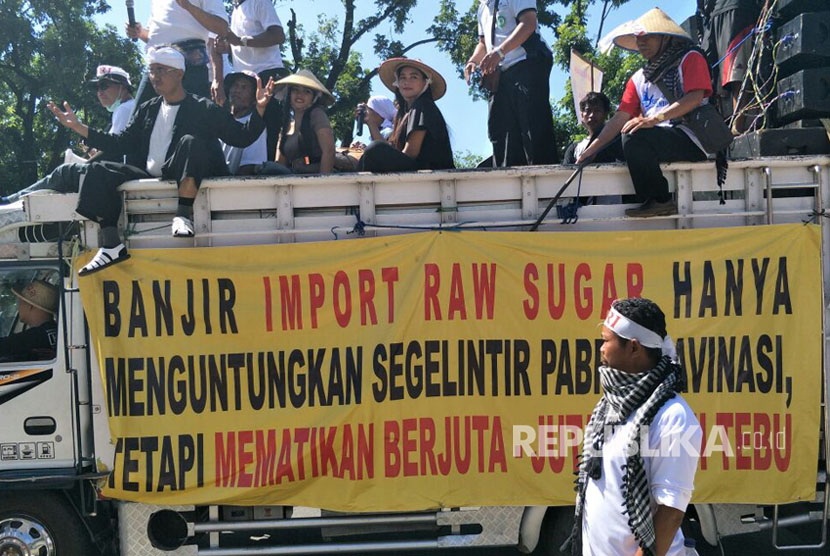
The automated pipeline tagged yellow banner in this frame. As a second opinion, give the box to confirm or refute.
[78,224,823,510]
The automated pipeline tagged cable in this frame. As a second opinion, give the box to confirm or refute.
[730,0,781,133]
[712,22,772,69]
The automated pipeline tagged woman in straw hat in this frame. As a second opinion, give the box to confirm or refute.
[577,7,714,218]
[0,279,59,362]
[270,70,336,174]
[359,58,454,172]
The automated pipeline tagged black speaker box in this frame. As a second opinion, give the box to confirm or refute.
[776,68,830,122]
[730,128,830,158]
[783,118,826,129]
[774,12,830,77]
[776,0,828,20]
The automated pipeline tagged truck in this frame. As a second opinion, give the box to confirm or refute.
[0,154,828,555]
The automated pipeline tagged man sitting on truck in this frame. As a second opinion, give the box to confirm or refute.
[563,92,623,165]
[221,70,268,175]
[0,280,58,362]
[3,47,275,276]
[572,297,702,556]
[576,8,715,218]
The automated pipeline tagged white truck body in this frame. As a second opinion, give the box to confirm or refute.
[0,157,828,555]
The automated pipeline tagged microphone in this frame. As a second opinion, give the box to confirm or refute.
[355,105,365,137]
[126,0,137,42]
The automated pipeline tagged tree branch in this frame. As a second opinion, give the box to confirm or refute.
[351,0,407,46]
[326,0,356,90]
[287,8,302,69]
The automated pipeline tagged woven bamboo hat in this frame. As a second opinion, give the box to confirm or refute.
[12,280,58,315]
[378,58,447,100]
[612,8,692,52]
[274,70,335,106]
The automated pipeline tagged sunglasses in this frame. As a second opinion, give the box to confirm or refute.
[96,81,116,92]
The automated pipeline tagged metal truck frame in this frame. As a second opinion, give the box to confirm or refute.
[0,157,828,555]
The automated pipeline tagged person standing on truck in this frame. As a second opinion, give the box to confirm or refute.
[464,0,557,167]
[126,0,228,110]
[359,58,454,172]
[4,47,275,275]
[221,70,268,175]
[572,297,702,556]
[0,280,58,362]
[576,8,714,218]
[697,0,762,134]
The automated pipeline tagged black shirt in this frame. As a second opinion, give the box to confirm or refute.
[395,96,455,170]
[0,321,58,362]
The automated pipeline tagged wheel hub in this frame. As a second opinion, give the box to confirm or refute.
[0,517,55,556]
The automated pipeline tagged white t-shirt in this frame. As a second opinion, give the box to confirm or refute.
[221,112,267,174]
[109,99,135,135]
[477,0,541,70]
[147,0,226,47]
[230,0,284,74]
[582,396,702,556]
[146,102,181,177]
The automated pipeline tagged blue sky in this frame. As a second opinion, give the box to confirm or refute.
[95,0,696,157]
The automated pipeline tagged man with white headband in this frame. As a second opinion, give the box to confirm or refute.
[572,297,702,556]
[5,46,275,276]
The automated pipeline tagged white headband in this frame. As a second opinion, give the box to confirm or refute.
[604,305,677,362]
[146,47,185,71]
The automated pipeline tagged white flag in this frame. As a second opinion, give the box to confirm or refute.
[570,50,603,123]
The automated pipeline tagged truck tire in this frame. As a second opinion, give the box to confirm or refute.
[535,506,575,555]
[0,490,95,556]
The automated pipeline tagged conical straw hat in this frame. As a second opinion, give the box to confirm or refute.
[378,58,447,101]
[274,70,335,106]
[12,280,58,315]
[613,7,692,52]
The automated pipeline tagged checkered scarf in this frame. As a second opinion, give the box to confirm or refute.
[572,356,683,556]
[642,38,695,99]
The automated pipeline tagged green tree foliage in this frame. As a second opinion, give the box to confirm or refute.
[0,0,142,194]
[454,149,483,168]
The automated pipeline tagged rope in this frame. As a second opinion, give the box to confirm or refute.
[124,222,169,238]
[711,22,772,69]
[558,167,584,224]
[803,209,830,225]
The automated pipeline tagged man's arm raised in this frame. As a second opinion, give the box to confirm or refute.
[48,102,88,138]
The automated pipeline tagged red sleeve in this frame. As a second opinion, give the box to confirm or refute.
[617,77,641,117]
[680,51,713,98]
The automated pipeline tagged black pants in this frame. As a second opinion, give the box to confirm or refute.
[358,141,419,172]
[258,67,290,161]
[488,58,557,167]
[13,135,224,227]
[622,127,707,203]
[133,64,210,116]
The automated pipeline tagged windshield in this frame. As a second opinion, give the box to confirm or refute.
[0,268,60,362]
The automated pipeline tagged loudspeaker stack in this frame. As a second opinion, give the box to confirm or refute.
[730,0,830,157]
